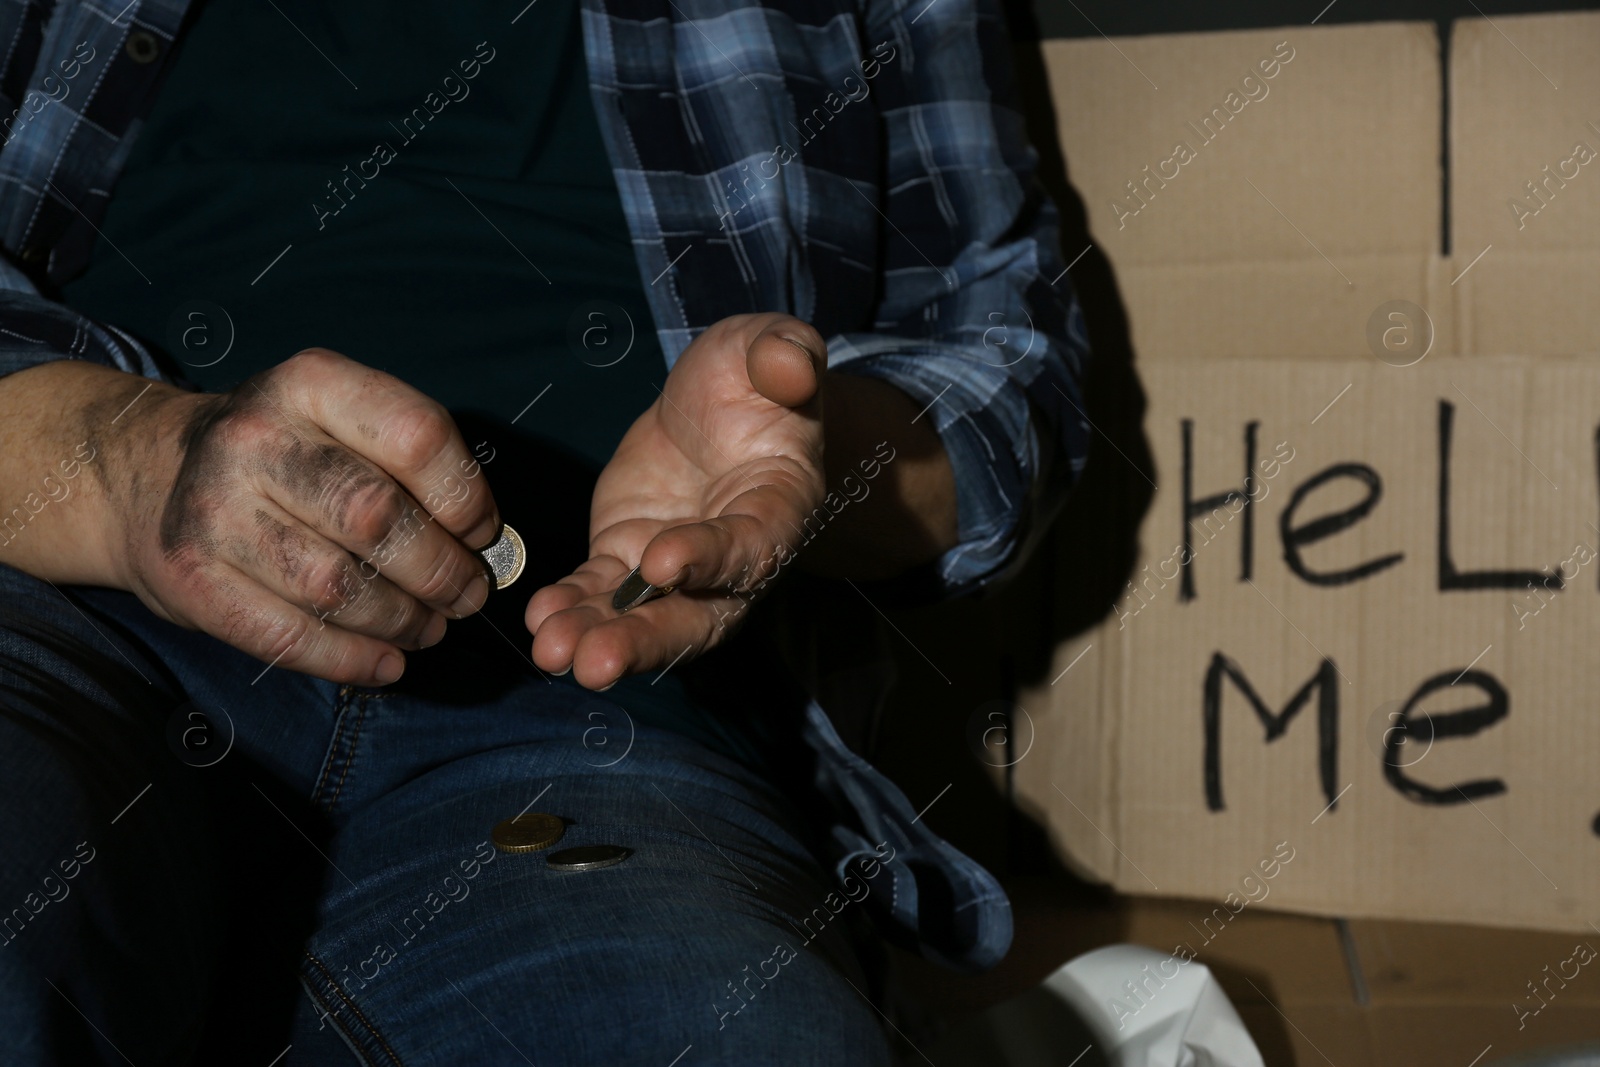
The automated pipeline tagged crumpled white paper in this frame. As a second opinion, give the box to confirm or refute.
[1040,944,1266,1067]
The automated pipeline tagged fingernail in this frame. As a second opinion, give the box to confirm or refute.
[419,614,447,649]
[779,333,818,358]
[596,679,618,692]
[375,654,405,685]
[451,573,489,619]
[553,665,571,677]
[467,517,503,553]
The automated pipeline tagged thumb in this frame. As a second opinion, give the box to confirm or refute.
[745,317,827,409]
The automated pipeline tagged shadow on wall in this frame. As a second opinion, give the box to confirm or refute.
[776,11,1158,875]
[839,14,1330,1064]
[1003,23,1157,673]
[857,19,1156,884]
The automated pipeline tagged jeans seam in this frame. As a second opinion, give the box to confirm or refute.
[300,976,382,1067]
[303,949,407,1067]
[326,690,370,811]
[311,685,356,810]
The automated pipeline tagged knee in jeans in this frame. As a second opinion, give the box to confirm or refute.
[666,912,891,1064]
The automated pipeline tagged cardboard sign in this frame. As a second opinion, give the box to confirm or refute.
[1022,358,1600,931]
[1017,14,1600,931]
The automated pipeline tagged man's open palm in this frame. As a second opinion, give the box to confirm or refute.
[525,313,828,689]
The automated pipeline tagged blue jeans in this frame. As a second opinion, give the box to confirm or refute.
[0,555,1009,1064]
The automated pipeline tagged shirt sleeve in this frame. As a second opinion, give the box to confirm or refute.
[0,263,169,384]
[823,0,1092,602]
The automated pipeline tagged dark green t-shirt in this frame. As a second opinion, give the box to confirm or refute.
[62,0,665,472]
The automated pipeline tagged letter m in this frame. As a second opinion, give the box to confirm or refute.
[1203,653,1338,812]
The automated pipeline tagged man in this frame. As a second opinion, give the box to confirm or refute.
[0,0,1089,1062]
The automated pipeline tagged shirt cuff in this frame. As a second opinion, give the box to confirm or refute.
[0,290,168,383]
[826,333,1053,601]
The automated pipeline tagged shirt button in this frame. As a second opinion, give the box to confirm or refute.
[125,31,161,64]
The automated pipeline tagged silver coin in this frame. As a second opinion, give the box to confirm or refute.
[478,524,526,590]
[546,844,632,871]
[611,565,673,613]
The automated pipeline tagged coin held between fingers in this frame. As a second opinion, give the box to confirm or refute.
[478,523,526,590]
[612,564,673,613]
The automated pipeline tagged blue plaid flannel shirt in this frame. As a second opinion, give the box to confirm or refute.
[0,0,1090,599]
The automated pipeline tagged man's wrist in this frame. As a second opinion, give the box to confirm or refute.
[797,370,957,580]
[91,379,205,593]
[0,361,183,590]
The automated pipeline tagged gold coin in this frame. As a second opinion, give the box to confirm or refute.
[491,812,566,854]
[478,524,526,590]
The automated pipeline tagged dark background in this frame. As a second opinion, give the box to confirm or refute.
[1012,0,1598,40]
